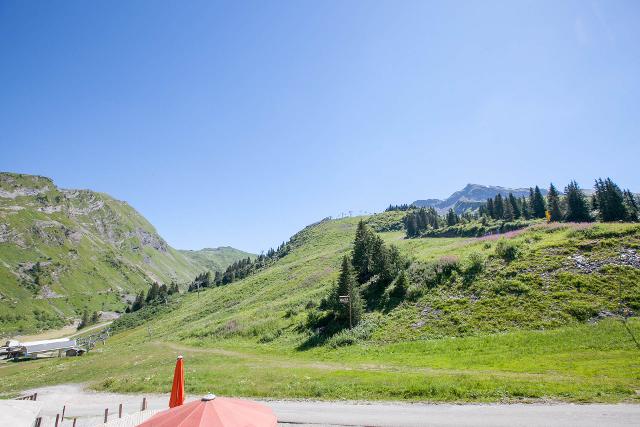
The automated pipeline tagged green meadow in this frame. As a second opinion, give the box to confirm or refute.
[1,215,639,402]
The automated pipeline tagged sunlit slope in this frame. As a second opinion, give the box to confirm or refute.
[179,247,256,272]
[145,217,359,343]
[1,214,639,402]
[129,214,640,346]
[0,172,200,334]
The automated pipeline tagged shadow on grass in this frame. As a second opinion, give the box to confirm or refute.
[296,331,333,351]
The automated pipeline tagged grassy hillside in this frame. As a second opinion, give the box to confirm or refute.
[0,172,200,335]
[1,214,638,402]
[179,247,255,272]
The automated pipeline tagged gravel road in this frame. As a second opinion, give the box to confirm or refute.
[23,384,640,426]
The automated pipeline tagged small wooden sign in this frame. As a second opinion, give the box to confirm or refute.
[339,295,350,304]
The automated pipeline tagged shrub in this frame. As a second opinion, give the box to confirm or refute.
[324,314,381,348]
[464,252,484,277]
[495,239,519,262]
[435,256,460,277]
[492,279,530,296]
[567,301,599,321]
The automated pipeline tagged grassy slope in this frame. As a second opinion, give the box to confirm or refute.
[1,214,639,402]
[179,247,256,273]
[0,172,200,335]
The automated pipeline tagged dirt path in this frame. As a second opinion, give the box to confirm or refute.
[22,384,640,427]
[67,321,113,338]
[12,323,80,342]
[9,321,112,343]
[159,341,575,381]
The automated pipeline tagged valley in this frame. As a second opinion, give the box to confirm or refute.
[0,173,253,335]
[1,211,639,402]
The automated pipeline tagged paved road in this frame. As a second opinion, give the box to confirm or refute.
[23,384,640,427]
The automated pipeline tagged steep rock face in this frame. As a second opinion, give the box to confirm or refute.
[413,184,547,213]
[0,172,200,334]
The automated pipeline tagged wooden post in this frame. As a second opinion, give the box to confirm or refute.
[72,419,77,427]
[104,408,109,423]
[119,403,123,418]
[35,417,41,427]
[62,405,66,420]
[54,414,60,427]
[33,392,38,401]
[349,294,353,329]
[142,397,147,411]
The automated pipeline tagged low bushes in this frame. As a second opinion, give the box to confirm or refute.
[495,239,519,262]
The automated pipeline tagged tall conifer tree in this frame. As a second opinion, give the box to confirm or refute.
[547,183,562,222]
[333,256,363,328]
[623,189,639,222]
[494,194,504,219]
[520,196,530,219]
[503,199,515,221]
[564,180,591,222]
[531,186,546,218]
[508,193,520,219]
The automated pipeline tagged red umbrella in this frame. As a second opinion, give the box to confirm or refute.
[168,355,185,408]
[137,394,278,427]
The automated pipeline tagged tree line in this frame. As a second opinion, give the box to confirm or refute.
[403,206,477,237]
[480,178,638,223]
[126,281,180,313]
[77,309,100,330]
[402,177,638,238]
[385,203,413,212]
[187,241,292,293]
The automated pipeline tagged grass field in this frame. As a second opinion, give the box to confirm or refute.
[0,319,638,402]
[1,214,639,402]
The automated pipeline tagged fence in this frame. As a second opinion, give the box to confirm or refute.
[17,392,38,401]
[32,396,153,427]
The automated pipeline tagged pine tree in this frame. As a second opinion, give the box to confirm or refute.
[390,270,409,299]
[520,196,530,219]
[494,194,504,219]
[353,220,373,279]
[564,180,591,222]
[159,284,168,301]
[594,178,627,221]
[352,220,379,282]
[531,186,546,218]
[591,193,598,211]
[79,309,89,329]
[446,208,458,226]
[333,256,363,328]
[623,189,639,222]
[132,290,145,311]
[547,183,562,221]
[503,197,515,221]
[486,198,495,219]
[146,282,159,303]
[403,212,418,237]
[508,193,520,219]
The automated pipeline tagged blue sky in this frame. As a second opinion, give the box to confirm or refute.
[1,1,639,253]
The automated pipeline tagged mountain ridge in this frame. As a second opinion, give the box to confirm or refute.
[413,183,549,214]
[0,172,202,334]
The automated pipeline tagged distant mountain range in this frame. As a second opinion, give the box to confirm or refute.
[412,184,548,214]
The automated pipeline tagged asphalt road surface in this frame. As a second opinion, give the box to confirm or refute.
[23,384,640,426]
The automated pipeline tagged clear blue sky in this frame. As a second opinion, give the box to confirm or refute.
[1,1,639,253]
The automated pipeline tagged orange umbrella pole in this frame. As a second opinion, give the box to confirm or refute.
[169,355,185,408]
